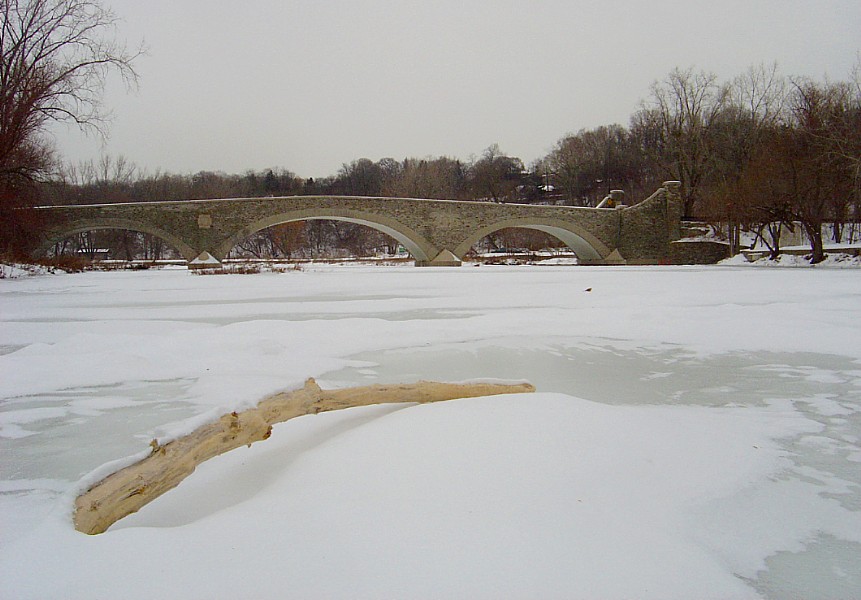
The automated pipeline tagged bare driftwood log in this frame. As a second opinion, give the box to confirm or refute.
[74,378,535,535]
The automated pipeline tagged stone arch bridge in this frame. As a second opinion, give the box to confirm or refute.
[35,182,684,267]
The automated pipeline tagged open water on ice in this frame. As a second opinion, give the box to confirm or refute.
[0,378,199,480]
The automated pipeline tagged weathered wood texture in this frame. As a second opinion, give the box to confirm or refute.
[73,378,535,535]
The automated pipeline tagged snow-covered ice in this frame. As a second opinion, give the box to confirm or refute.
[1,264,860,599]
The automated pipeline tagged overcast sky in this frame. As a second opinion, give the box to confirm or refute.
[51,0,861,179]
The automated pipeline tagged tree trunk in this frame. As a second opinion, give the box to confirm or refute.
[765,222,782,260]
[803,222,826,263]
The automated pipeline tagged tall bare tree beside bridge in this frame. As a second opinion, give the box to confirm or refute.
[0,0,141,252]
[635,68,729,218]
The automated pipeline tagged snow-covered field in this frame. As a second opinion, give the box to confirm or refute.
[1,264,860,599]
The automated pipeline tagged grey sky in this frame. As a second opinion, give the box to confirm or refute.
[52,0,861,178]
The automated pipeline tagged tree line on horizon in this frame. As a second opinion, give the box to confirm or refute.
[2,1,859,262]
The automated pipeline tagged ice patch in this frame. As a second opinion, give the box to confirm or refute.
[0,407,70,437]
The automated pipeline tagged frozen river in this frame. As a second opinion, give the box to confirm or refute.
[1,264,860,599]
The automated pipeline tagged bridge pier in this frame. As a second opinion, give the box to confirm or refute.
[188,251,223,270]
[415,249,462,267]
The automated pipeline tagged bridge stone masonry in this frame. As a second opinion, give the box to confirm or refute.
[34,181,723,267]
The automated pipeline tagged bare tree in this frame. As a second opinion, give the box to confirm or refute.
[547,125,654,206]
[810,58,861,221]
[787,79,856,261]
[336,158,382,196]
[468,144,524,203]
[702,63,788,252]
[1,0,141,250]
[384,157,468,200]
[546,134,589,206]
[730,79,855,263]
[637,67,729,217]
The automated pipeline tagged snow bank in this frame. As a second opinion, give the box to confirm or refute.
[0,262,68,279]
[1,393,838,600]
[722,252,861,267]
[2,265,860,599]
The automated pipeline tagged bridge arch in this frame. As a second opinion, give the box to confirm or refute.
[37,218,196,261]
[215,208,440,262]
[453,218,616,264]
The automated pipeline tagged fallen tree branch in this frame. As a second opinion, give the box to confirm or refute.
[73,378,535,535]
